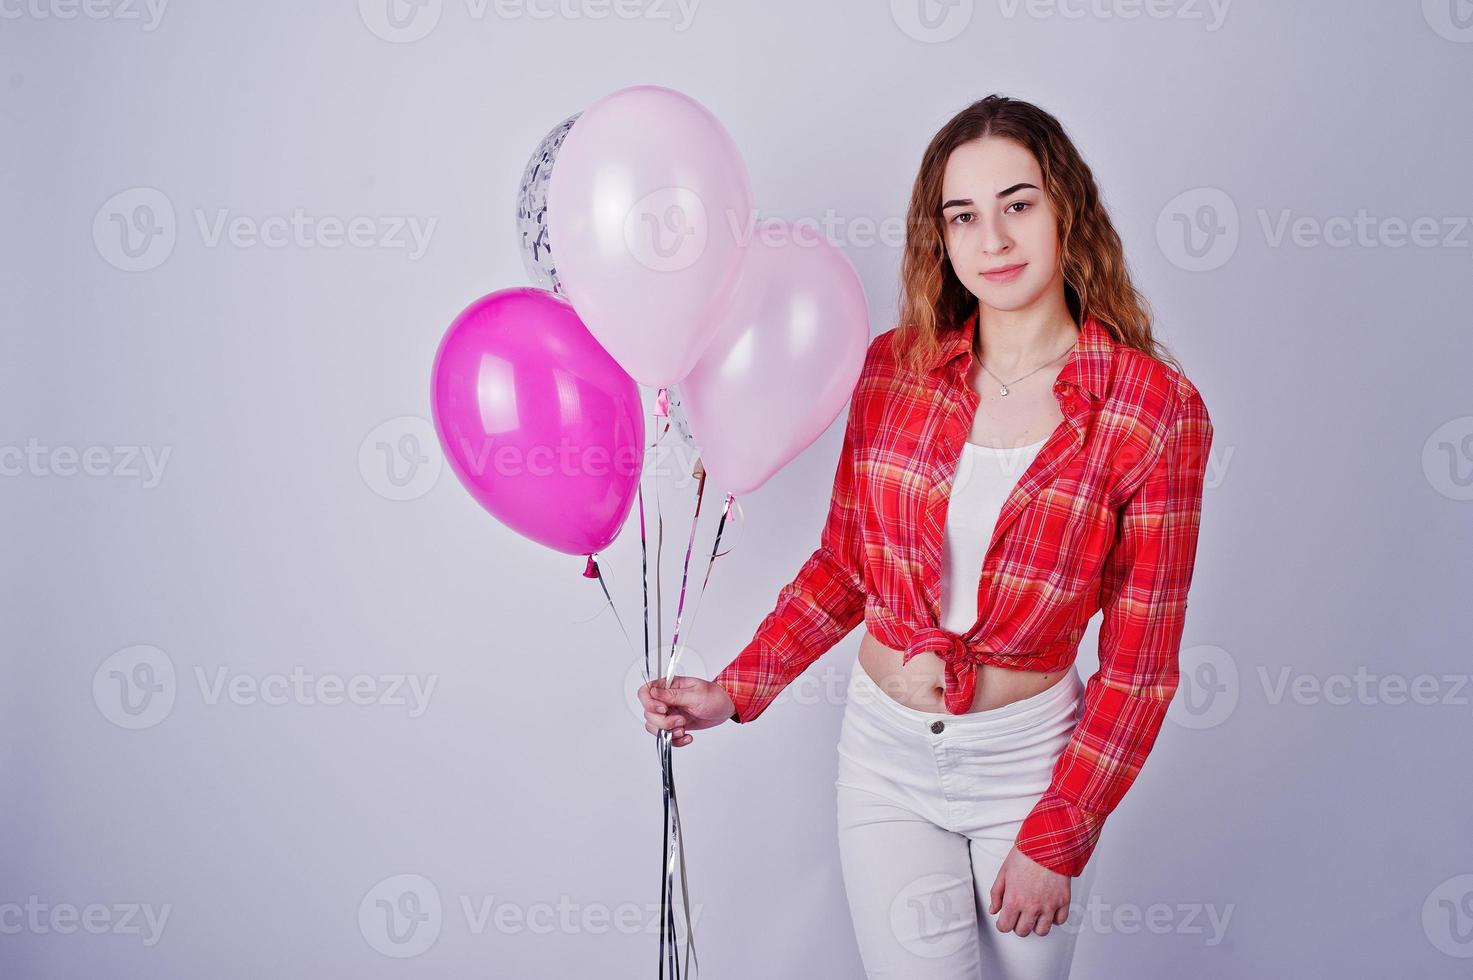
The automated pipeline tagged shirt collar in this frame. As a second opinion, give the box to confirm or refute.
[928,307,1114,402]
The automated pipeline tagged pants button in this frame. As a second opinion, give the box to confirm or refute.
[930,720,945,734]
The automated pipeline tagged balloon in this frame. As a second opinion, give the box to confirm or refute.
[430,287,644,556]
[679,219,869,496]
[546,84,754,388]
[515,111,580,295]
[661,383,700,454]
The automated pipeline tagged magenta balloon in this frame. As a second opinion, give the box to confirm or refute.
[680,220,870,496]
[430,287,644,555]
[546,84,754,388]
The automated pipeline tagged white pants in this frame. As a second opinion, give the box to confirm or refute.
[835,661,1098,980]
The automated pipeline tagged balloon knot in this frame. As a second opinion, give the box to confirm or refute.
[654,387,669,417]
[583,555,599,579]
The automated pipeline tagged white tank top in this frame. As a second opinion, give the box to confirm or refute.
[938,437,1048,634]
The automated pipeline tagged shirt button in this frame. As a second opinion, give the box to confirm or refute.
[930,720,945,734]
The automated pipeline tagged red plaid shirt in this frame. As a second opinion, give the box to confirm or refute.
[713,308,1214,877]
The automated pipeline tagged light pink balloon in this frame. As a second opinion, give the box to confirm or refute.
[679,219,870,496]
[546,85,754,388]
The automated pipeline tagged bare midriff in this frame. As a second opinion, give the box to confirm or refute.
[857,628,1061,713]
[854,313,1079,713]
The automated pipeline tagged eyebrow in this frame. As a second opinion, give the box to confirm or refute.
[940,183,1038,210]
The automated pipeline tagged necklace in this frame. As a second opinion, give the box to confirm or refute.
[973,332,1078,396]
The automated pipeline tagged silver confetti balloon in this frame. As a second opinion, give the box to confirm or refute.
[515,111,580,295]
[662,383,700,455]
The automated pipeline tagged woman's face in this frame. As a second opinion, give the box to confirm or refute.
[940,136,1063,313]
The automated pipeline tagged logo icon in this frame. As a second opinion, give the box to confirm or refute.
[93,187,177,272]
[890,0,974,43]
[93,644,177,730]
[1167,644,1238,730]
[1157,187,1238,272]
[359,0,443,43]
[359,873,443,957]
[360,416,443,501]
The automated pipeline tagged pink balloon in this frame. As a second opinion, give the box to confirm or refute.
[546,85,754,388]
[680,220,870,496]
[430,287,644,556]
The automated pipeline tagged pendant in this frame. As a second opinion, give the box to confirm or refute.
[999,386,1009,396]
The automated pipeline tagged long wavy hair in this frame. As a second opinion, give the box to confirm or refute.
[894,94,1184,378]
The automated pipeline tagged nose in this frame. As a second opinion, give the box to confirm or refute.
[981,219,1011,256]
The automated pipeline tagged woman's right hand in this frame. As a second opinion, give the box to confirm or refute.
[637,675,736,747]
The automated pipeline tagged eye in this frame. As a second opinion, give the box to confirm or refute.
[1005,200,1031,214]
[948,212,974,226]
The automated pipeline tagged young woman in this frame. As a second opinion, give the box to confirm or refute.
[637,94,1214,979]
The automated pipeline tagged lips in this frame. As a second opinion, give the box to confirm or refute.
[981,263,1026,282]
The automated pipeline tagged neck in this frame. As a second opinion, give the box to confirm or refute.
[973,301,1079,372]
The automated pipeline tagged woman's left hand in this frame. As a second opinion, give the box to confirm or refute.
[988,846,1072,937]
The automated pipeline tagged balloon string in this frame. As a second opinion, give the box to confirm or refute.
[662,732,700,978]
[654,417,668,685]
[638,475,653,687]
[662,465,706,684]
[584,394,700,978]
[585,555,640,668]
[645,401,698,978]
[713,495,745,558]
[668,490,740,673]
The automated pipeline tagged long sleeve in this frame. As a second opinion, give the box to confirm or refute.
[712,378,869,725]
[1014,384,1214,877]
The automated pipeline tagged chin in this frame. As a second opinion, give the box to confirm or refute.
[976,283,1046,312]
